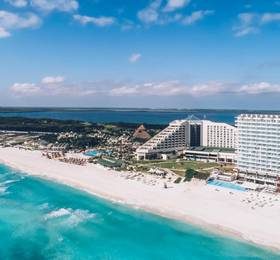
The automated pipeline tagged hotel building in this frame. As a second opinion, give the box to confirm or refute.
[236,114,280,185]
[201,120,236,149]
[136,118,236,160]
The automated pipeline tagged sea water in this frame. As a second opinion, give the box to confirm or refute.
[0,109,239,125]
[0,163,279,260]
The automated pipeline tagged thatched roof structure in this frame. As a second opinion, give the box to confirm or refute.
[132,124,151,141]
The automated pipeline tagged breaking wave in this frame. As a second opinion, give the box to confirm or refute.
[44,208,96,226]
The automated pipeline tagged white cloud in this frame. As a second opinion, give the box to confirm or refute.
[0,27,11,38]
[10,77,280,98]
[31,0,79,12]
[234,26,258,37]
[138,1,213,26]
[10,83,40,96]
[110,86,139,96]
[0,10,41,37]
[234,12,280,37]
[233,13,258,37]
[5,0,28,8]
[129,53,141,63]
[73,14,115,27]
[237,82,280,94]
[238,12,256,25]
[41,76,65,84]
[164,0,190,12]
[0,10,41,29]
[110,81,280,97]
[10,76,99,97]
[182,10,214,25]
[137,0,161,24]
[110,81,226,97]
[261,13,280,24]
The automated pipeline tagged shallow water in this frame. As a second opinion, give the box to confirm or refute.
[0,163,279,259]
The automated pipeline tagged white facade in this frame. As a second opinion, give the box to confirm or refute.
[236,114,280,184]
[185,148,236,163]
[201,120,236,148]
[136,118,236,160]
[136,120,190,160]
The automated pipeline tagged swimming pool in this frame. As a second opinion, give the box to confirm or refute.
[207,180,246,192]
[84,150,111,157]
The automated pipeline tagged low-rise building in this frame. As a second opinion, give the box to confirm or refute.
[185,147,236,163]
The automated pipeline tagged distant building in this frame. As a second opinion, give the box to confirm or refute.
[136,117,236,160]
[236,114,280,186]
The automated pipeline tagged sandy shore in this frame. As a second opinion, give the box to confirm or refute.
[0,147,280,252]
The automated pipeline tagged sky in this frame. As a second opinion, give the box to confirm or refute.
[1,0,280,109]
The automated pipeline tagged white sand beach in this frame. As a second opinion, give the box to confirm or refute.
[0,147,280,252]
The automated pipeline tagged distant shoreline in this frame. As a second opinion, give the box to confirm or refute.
[1,107,280,113]
[0,147,280,254]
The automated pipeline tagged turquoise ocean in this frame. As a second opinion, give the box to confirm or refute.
[0,163,279,259]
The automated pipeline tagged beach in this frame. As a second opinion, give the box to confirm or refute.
[0,147,280,252]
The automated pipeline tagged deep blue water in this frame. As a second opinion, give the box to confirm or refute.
[0,110,239,125]
[0,163,279,259]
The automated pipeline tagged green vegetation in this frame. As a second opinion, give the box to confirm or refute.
[136,159,217,170]
[0,117,99,133]
[184,168,210,182]
[134,159,217,178]
[0,117,164,133]
[174,177,182,184]
[97,158,124,168]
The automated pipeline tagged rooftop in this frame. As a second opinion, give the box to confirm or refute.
[188,146,235,153]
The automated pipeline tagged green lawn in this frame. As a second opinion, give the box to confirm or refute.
[135,159,218,171]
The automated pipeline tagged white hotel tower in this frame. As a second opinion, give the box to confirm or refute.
[136,118,236,160]
[236,114,280,185]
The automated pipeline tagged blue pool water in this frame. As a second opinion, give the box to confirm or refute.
[0,163,279,259]
[84,150,111,157]
[207,179,247,192]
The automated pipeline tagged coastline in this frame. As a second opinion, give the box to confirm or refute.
[0,147,280,253]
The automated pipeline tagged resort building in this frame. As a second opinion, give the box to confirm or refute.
[201,120,236,149]
[236,114,280,186]
[184,147,236,164]
[136,118,236,160]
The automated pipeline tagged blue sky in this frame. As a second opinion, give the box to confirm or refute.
[1,0,280,109]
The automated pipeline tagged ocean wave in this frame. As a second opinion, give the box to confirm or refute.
[1,179,19,185]
[0,178,22,195]
[0,186,8,194]
[67,209,96,227]
[39,203,49,210]
[44,208,96,226]
[45,208,72,220]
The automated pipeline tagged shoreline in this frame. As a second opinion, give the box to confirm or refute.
[0,147,280,254]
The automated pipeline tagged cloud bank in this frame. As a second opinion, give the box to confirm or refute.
[9,77,280,99]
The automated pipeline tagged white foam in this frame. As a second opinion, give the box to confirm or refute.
[0,186,8,194]
[45,208,71,219]
[66,209,96,227]
[1,179,18,185]
[44,208,96,226]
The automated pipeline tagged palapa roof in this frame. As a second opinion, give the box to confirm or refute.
[133,124,151,140]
